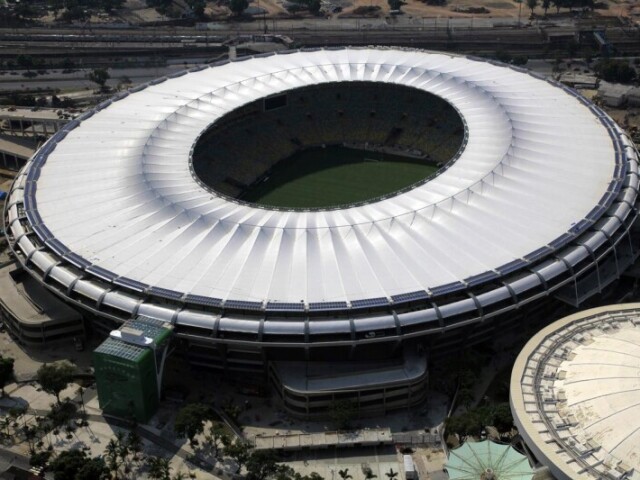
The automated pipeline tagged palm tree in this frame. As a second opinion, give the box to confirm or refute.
[105,438,121,479]
[385,469,398,480]
[147,456,171,480]
[77,386,85,417]
[116,431,129,465]
[542,0,550,15]
[339,469,353,480]
[127,430,142,463]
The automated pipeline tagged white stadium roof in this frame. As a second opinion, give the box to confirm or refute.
[6,47,639,342]
[14,49,623,305]
[511,304,640,480]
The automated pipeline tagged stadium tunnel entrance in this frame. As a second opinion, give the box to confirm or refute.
[191,81,466,210]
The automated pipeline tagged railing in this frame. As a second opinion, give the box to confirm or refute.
[525,311,637,480]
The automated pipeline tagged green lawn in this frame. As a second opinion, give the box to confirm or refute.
[240,146,439,209]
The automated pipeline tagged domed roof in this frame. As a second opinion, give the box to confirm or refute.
[511,304,640,480]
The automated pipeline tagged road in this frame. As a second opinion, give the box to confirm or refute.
[0,448,46,479]
[0,56,588,95]
[0,64,199,92]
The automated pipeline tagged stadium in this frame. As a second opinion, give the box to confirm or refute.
[3,47,640,417]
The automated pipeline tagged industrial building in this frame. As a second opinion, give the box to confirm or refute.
[3,48,640,416]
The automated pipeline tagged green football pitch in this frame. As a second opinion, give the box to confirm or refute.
[240,146,439,209]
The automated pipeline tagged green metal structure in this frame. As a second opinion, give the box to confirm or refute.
[446,440,534,480]
[93,316,172,423]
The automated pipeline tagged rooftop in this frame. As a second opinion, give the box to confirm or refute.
[446,440,533,480]
[511,304,640,480]
[94,315,172,361]
[26,49,619,305]
[0,263,81,326]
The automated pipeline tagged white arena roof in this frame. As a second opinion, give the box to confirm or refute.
[511,304,640,480]
[5,48,639,336]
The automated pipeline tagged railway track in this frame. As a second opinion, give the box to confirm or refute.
[0,22,637,56]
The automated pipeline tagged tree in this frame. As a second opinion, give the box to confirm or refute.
[229,0,249,15]
[61,58,75,72]
[542,0,550,14]
[338,469,353,480]
[494,49,512,64]
[16,54,34,71]
[246,449,280,480]
[224,440,252,472]
[385,469,398,480]
[49,449,96,480]
[307,0,321,14]
[445,402,514,439]
[101,430,135,478]
[595,59,637,84]
[551,0,562,12]
[104,438,121,478]
[29,450,52,469]
[526,0,538,15]
[36,362,74,405]
[146,0,173,8]
[102,0,126,12]
[87,68,110,91]
[297,474,324,480]
[60,4,90,22]
[14,3,39,19]
[127,430,143,462]
[48,0,65,18]
[362,467,377,480]
[458,386,475,411]
[204,423,228,459]
[186,0,206,17]
[118,75,132,91]
[445,410,483,438]
[75,457,109,480]
[77,386,86,418]
[115,431,130,464]
[273,465,296,480]
[0,355,15,397]
[491,403,514,431]
[387,0,402,9]
[581,0,594,10]
[511,55,528,66]
[174,403,211,447]
[147,456,171,480]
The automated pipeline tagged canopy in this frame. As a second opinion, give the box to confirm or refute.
[446,440,534,480]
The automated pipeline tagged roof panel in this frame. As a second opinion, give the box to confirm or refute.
[10,47,633,317]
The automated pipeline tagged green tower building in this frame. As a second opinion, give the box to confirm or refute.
[93,316,173,423]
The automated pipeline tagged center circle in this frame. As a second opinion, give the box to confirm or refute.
[191,81,465,210]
